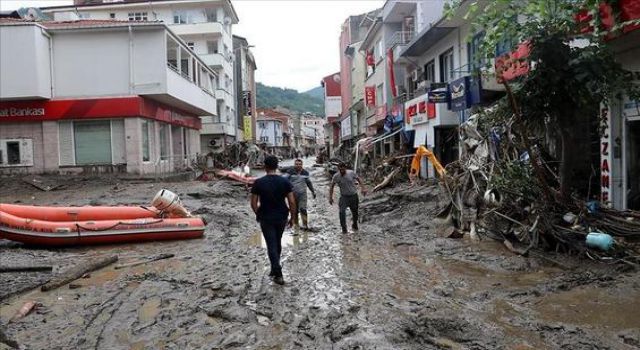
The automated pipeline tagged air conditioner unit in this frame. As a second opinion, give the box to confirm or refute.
[417,80,430,89]
[411,70,419,81]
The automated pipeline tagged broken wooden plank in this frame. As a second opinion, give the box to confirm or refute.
[372,168,401,192]
[21,176,63,191]
[0,265,53,273]
[114,253,174,270]
[41,256,118,292]
[9,301,39,323]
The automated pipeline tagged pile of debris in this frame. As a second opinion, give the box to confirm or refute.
[439,102,640,266]
[195,142,266,173]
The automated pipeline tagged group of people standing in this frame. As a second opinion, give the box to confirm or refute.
[250,156,365,285]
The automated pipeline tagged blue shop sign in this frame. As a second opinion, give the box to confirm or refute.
[449,76,482,112]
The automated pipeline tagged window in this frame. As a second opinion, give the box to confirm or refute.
[74,120,112,165]
[187,42,195,50]
[205,8,217,22]
[259,122,266,129]
[159,124,169,159]
[439,48,454,82]
[468,32,486,71]
[183,128,188,157]
[109,13,116,19]
[78,12,90,19]
[495,37,514,57]
[142,120,150,162]
[128,12,147,21]
[424,60,435,83]
[6,141,20,165]
[260,136,269,142]
[376,84,383,106]
[173,11,192,24]
[207,40,218,54]
[373,40,384,62]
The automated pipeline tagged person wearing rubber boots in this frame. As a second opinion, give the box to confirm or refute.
[251,156,297,285]
[284,159,316,231]
[329,162,366,234]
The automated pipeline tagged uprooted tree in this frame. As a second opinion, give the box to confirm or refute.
[452,0,640,201]
[440,0,640,260]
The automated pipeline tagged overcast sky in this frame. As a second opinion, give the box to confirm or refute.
[1,0,383,92]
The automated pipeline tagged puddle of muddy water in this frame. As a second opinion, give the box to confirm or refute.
[138,296,161,324]
[534,285,640,331]
[247,230,313,248]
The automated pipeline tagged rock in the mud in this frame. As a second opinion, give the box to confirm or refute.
[220,330,248,348]
[204,304,256,324]
[0,328,19,349]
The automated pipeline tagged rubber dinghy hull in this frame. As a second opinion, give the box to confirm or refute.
[0,205,205,247]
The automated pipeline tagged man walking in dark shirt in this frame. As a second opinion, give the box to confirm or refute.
[251,156,296,285]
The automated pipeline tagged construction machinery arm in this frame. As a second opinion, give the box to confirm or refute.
[410,145,446,179]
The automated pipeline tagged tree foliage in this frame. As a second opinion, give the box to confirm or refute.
[256,83,325,116]
[448,0,640,199]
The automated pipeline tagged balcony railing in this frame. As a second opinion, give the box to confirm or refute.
[390,31,415,48]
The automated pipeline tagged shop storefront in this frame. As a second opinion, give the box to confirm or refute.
[603,16,640,210]
[405,84,458,178]
[0,97,201,175]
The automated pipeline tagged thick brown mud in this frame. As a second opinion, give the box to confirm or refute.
[1,164,639,349]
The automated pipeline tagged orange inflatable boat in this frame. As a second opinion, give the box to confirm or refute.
[0,202,206,246]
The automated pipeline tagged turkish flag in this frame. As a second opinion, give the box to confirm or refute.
[366,50,375,67]
[387,48,397,98]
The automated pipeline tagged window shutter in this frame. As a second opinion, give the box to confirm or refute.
[58,121,75,166]
[111,119,126,164]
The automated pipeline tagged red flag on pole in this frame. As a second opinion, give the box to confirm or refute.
[366,50,375,67]
[387,48,397,98]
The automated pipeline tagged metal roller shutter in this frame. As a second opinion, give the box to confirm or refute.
[74,120,112,165]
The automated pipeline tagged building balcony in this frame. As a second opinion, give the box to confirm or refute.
[200,53,231,70]
[138,67,216,117]
[366,105,387,126]
[201,121,236,136]
[216,88,235,105]
[382,1,417,23]
[168,22,224,36]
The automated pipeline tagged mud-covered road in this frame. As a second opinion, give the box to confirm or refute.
[1,161,639,349]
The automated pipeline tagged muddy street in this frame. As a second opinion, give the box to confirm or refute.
[1,165,640,350]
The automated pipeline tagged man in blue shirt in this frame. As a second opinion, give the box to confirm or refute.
[251,156,296,285]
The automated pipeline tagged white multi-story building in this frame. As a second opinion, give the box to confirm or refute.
[42,0,240,153]
[0,18,216,175]
[256,118,283,148]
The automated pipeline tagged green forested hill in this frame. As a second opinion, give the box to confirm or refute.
[256,83,324,116]
[303,86,324,100]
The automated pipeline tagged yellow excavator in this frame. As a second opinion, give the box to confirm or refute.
[409,145,446,182]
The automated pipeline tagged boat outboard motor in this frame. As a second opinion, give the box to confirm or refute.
[151,189,191,218]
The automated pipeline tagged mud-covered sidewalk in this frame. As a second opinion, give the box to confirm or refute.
[1,165,639,349]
